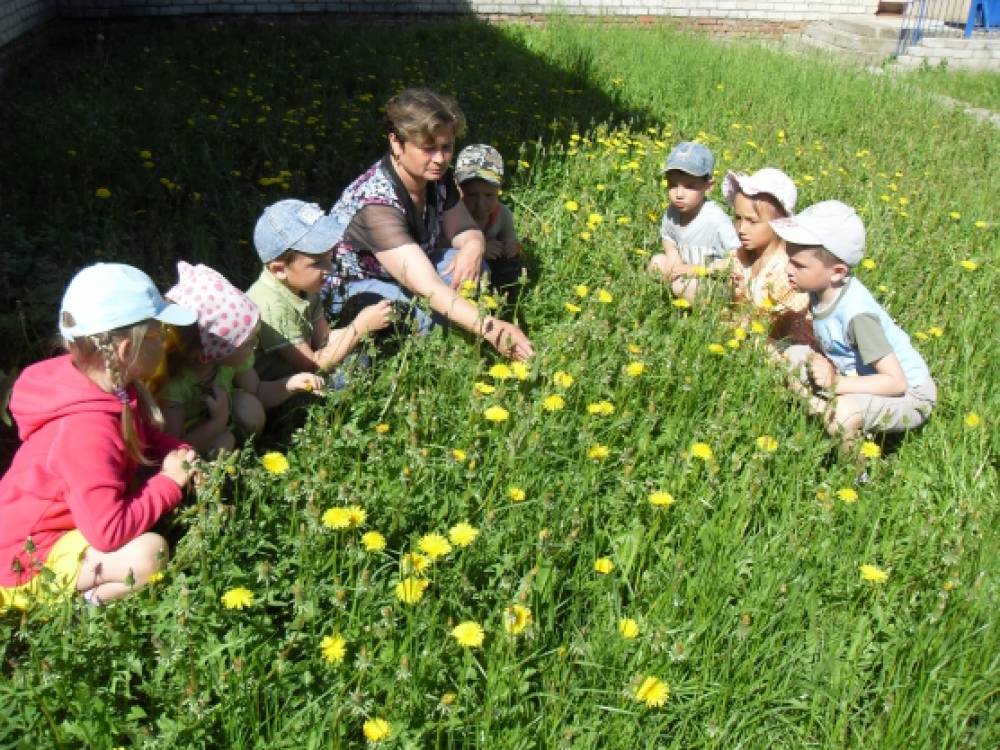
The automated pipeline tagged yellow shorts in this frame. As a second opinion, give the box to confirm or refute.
[0,530,90,612]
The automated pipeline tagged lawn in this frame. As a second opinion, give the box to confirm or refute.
[899,66,1000,112]
[0,16,998,749]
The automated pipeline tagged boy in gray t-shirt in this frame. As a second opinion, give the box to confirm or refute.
[647,141,740,302]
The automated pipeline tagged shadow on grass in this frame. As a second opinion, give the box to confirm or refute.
[0,12,663,465]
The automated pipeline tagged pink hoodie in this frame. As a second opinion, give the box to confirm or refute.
[0,355,187,588]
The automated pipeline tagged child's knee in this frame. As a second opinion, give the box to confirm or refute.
[132,532,170,578]
[232,392,266,435]
[828,397,864,438]
[671,277,697,301]
[212,430,237,455]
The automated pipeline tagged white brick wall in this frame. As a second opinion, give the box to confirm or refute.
[2,0,881,52]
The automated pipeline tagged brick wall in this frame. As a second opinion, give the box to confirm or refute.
[1,0,880,53]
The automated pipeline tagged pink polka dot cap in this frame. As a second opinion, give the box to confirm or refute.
[166,262,260,362]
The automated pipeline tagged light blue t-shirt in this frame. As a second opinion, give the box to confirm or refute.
[659,199,740,266]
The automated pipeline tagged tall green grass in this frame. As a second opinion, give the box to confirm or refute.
[0,18,997,749]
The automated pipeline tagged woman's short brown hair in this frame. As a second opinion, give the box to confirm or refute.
[385,87,466,145]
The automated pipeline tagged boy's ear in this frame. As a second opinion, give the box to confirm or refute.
[830,262,851,283]
[267,259,288,280]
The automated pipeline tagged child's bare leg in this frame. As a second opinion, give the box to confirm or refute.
[232,391,266,436]
[826,396,865,450]
[646,253,672,280]
[671,276,699,302]
[76,532,169,603]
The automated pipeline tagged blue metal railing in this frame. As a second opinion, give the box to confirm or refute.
[896,0,1000,56]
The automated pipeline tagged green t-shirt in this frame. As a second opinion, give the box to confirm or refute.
[160,356,255,429]
[246,269,325,380]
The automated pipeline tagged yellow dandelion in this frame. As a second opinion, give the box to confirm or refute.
[575,284,590,298]
[960,259,978,271]
[672,298,691,309]
[708,343,726,355]
[648,491,675,507]
[755,435,778,453]
[417,533,452,560]
[974,220,987,229]
[395,576,429,604]
[964,412,981,428]
[508,486,526,503]
[948,211,960,220]
[321,507,352,530]
[503,604,532,635]
[627,343,642,354]
[146,571,164,584]
[619,618,640,639]
[587,444,610,460]
[625,361,645,377]
[859,441,881,459]
[451,621,485,648]
[474,381,496,395]
[750,320,766,335]
[220,587,254,610]
[594,557,614,574]
[553,371,574,389]
[94,187,112,199]
[362,718,391,744]
[261,451,290,475]
[542,394,566,412]
[578,231,591,241]
[861,259,877,271]
[564,200,579,212]
[347,505,367,527]
[586,213,603,226]
[634,676,670,708]
[587,401,615,416]
[509,362,529,381]
[564,302,581,314]
[448,522,479,548]
[690,442,713,461]
[596,288,614,304]
[374,422,390,434]
[484,405,510,423]
[837,488,859,504]
[928,326,944,337]
[451,448,467,463]
[489,363,513,380]
[320,634,346,664]
[859,564,889,583]
[402,552,431,574]
[361,531,386,552]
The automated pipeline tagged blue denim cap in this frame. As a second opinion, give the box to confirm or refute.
[663,141,715,177]
[59,263,197,340]
[254,199,347,263]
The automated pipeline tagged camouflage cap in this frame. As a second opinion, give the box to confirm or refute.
[455,144,504,186]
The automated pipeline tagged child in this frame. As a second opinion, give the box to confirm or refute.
[774,200,936,446]
[454,144,526,302]
[721,168,813,345]
[153,262,325,456]
[647,141,740,302]
[246,199,392,382]
[0,264,199,609]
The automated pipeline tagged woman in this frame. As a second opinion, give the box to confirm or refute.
[325,87,532,361]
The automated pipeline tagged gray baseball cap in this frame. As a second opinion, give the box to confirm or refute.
[770,200,866,267]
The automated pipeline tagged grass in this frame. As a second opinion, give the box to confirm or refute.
[1,16,998,749]
[899,66,1000,111]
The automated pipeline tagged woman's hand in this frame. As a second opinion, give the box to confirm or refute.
[482,317,534,361]
[444,244,484,290]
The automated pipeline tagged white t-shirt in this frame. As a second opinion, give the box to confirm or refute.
[659,199,740,266]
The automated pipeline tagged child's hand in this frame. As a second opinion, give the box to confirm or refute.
[286,373,325,395]
[356,300,393,336]
[161,447,198,488]
[807,353,836,390]
[203,384,231,422]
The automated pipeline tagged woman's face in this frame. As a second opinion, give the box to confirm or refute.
[391,125,456,186]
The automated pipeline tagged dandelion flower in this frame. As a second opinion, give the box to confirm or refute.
[564,302,581,314]
[672,298,691,309]
[625,361,646,377]
[974,220,988,229]
[542,394,565,412]
[320,634,346,664]
[451,448,467,463]
[511,362,530,380]
[362,718,391,744]
[402,552,431,574]
[347,505,367,527]
[750,321,766,335]
[619,618,640,639]
[837,488,859,504]
[94,187,112,199]
[448,522,479,548]
[361,531,386,552]
[649,491,675,507]
[484,405,510,423]
[587,401,615,416]
[861,259,877,271]
[964,412,981,428]
[564,200,579,212]
[451,621,485,648]
[594,557,614,574]
[508,486,526,503]
[859,441,881,459]
[586,213,603,226]
[634,676,670,708]
[575,284,590,298]
[375,423,390,434]
[395,576,429,604]
[146,571,164,584]
[948,211,960,220]
[489,363,513,380]
[755,435,778,453]
[597,289,613,303]
[627,343,642,354]
[418,533,452,560]
[553,371,574,389]
[322,507,352,530]
[503,604,532,635]
[859,564,889,584]
[960,259,978,271]
[261,451,290,475]
[690,442,713,461]
[708,343,726,355]
[587,444,609,460]
[474,381,496,395]
[221,587,254,610]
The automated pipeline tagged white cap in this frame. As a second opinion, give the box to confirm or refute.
[769,200,866,267]
[722,168,797,216]
[60,263,197,340]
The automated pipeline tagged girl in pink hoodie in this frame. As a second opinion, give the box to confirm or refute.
[0,264,199,610]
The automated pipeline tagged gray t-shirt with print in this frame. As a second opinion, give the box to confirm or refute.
[659,199,740,266]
